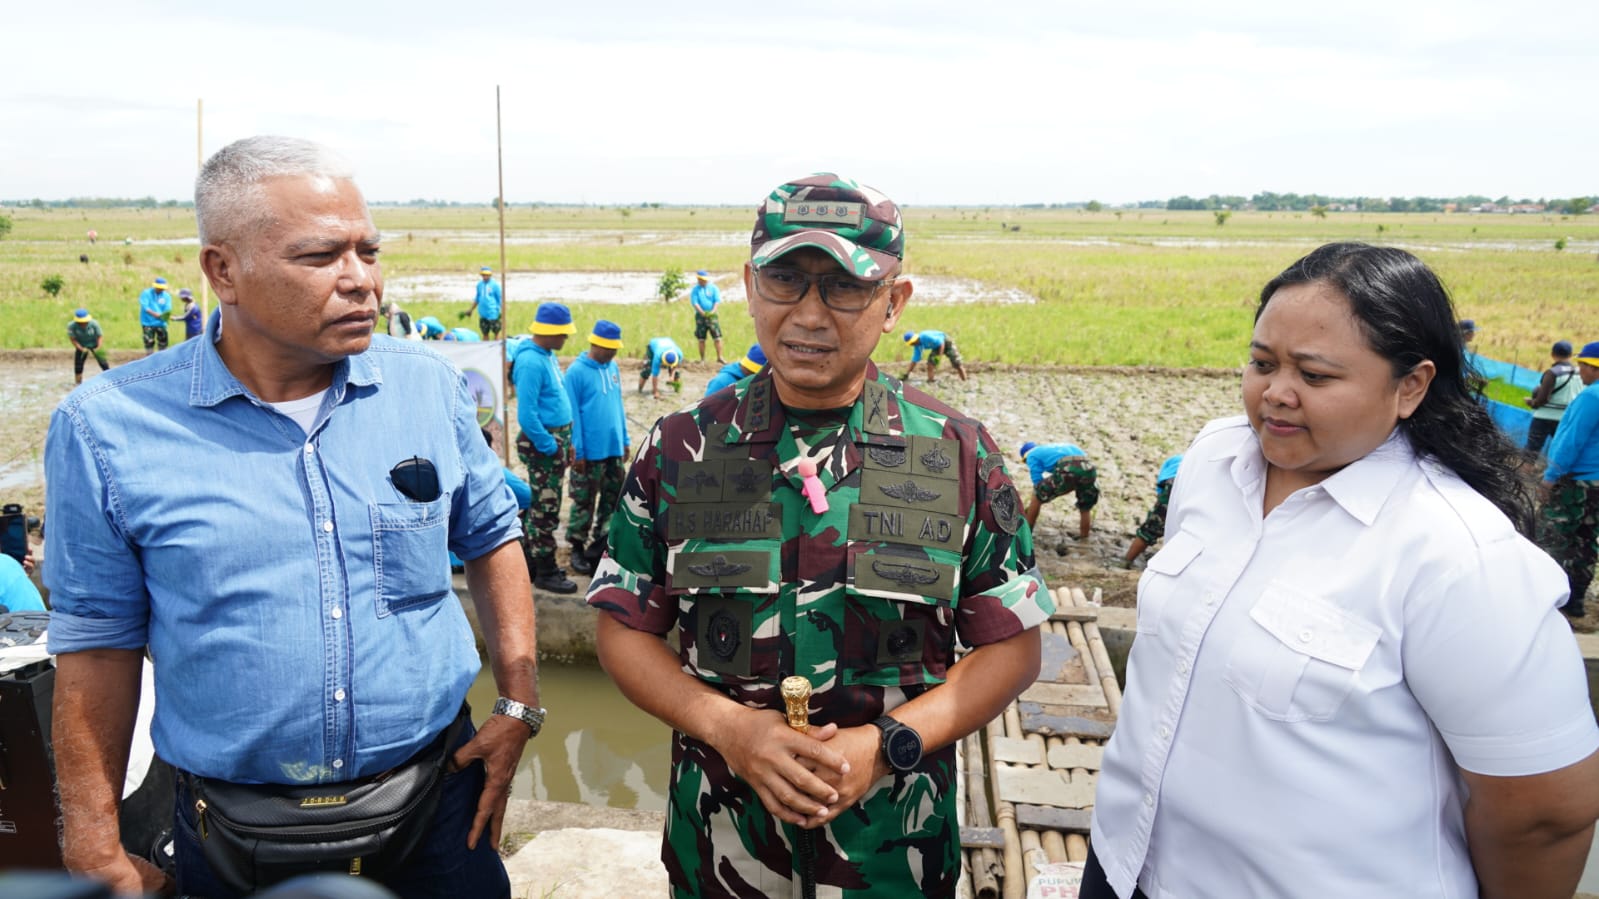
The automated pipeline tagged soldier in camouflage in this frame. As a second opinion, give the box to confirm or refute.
[588,174,1054,898]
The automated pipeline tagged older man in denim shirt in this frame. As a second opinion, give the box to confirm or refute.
[45,136,542,898]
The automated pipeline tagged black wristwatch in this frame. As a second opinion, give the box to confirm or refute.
[872,715,923,772]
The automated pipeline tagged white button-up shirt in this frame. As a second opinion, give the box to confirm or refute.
[1092,416,1598,898]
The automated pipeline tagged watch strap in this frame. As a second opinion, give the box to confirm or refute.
[492,697,547,738]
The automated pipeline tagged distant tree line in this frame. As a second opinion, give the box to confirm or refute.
[1160,193,1592,214]
[1,197,192,209]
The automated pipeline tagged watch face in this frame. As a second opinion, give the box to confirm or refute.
[885,728,921,770]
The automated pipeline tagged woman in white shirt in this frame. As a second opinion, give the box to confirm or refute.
[1085,243,1599,899]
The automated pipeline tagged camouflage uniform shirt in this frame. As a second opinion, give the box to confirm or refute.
[587,364,1053,898]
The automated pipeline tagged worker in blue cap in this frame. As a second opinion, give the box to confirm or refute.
[689,269,726,363]
[1019,440,1099,538]
[1526,339,1580,456]
[138,276,173,355]
[638,336,685,399]
[704,344,767,396]
[512,303,579,593]
[1535,339,1599,619]
[1124,454,1184,567]
[902,328,967,383]
[564,320,630,576]
[464,265,503,339]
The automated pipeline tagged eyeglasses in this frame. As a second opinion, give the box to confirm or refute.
[751,266,896,312]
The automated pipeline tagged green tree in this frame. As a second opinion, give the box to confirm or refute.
[0,213,11,239]
[41,275,64,296]
[657,267,687,303]
[1213,210,1232,226]
[1310,205,1329,219]
[1555,237,1567,251]
[1563,197,1592,215]
[1085,200,1103,213]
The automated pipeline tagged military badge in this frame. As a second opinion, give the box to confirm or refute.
[991,482,1022,534]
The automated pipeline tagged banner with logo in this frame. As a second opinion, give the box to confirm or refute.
[433,339,506,429]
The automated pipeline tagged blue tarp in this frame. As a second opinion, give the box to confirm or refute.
[1465,351,1542,391]
[1485,398,1531,446]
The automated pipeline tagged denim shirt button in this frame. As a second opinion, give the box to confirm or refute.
[322,521,334,533]
[330,607,343,620]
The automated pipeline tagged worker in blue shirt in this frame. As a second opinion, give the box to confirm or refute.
[637,336,684,399]
[903,329,967,383]
[1020,441,1099,538]
[705,344,766,396]
[563,320,631,576]
[137,277,173,355]
[0,549,45,612]
[689,270,726,363]
[1124,454,1184,567]
[177,289,203,340]
[513,302,578,594]
[464,266,503,339]
[1536,339,1599,619]
[417,315,446,340]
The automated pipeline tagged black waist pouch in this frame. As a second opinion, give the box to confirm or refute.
[186,710,468,893]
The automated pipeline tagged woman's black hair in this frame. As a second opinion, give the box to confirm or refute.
[1256,242,1533,532]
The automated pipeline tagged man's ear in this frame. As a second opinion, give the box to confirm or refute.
[881,280,912,334]
[200,244,242,306]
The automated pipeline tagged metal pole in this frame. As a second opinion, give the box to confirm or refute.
[496,85,510,468]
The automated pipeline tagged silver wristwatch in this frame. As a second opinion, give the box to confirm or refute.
[492,697,547,737]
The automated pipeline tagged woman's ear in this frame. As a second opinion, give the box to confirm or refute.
[1396,359,1436,419]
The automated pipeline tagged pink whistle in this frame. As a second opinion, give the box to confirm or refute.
[796,458,829,514]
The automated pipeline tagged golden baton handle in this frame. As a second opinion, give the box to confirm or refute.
[780,676,811,734]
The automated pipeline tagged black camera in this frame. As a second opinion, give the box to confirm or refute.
[0,504,25,565]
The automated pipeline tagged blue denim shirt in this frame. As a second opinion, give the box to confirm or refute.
[44,323,521,784]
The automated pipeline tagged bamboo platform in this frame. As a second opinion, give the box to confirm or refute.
[959,585,1123,899]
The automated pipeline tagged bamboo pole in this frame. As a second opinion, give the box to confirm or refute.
[964,732,1000,899]
[197,98,208,325]
[494,85,510,467]
[987,717,1024,899]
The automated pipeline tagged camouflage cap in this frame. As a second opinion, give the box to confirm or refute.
[750,173,903,279]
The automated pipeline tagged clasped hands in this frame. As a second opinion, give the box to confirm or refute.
[713,708,889,830]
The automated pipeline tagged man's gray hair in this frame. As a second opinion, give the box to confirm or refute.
[195,136,356,246]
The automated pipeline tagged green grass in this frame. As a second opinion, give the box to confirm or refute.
[3,205,1596,366]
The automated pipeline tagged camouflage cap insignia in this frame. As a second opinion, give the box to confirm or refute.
[785,202,865,227]
[991,482,1022,534]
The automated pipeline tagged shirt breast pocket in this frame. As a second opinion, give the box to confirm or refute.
[667,542,782,685]
[1222,583,1381,722]
[843,546,961,687]
[1136,529,1203,636]
[371,500,452,617]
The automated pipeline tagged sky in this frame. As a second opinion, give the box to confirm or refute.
[5,1,1596,207]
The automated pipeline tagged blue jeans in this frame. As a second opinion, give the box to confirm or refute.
[173,719,510,899]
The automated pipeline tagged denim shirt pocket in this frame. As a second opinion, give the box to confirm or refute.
[1223,581,1381,722]
[371,499,453,617]
[1136,528,1203,636]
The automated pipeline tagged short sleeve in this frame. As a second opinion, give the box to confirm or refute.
[1403,533,1599,776]
[585,420,674,634]
[43,405,152,652]
[447,374,521,561]
[956,425,1053,646]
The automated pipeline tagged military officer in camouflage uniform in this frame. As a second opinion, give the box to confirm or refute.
[588,174,1054,898]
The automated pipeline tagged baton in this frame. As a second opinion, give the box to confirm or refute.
[780,676,818,899]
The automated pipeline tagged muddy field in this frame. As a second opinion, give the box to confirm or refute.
[1,350,1238,608]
